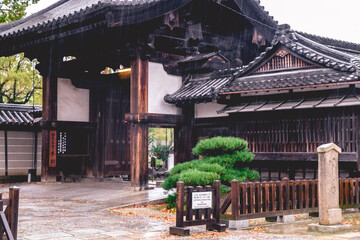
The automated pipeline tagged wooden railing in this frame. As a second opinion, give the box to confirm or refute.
[0,187,20,240]
[222,178,360,221]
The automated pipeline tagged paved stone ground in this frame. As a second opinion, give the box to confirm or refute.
[0,181,359,240]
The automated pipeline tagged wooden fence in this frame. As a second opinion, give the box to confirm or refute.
[170,181,226,236]
[222,178,360,221]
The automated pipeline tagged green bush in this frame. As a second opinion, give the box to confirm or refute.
[163,137,259,193]
[165,193,177,209]
[192,137,248,156]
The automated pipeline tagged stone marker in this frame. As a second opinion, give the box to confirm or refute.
[317,143,342,225]
[308,143,351,233]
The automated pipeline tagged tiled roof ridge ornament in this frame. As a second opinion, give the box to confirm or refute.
[350,59,360,76]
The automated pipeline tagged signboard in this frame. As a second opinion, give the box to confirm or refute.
[192,192,212,209]
[49,130,57,168]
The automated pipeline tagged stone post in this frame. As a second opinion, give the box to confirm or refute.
[317,143,342,225]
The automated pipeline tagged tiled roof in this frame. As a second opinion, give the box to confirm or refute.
[219,68,358,94]
[0,0,186,39]
[164,76,232,104]
[0,104,42,126]
[0,0,278,42]
[218,88,360,113]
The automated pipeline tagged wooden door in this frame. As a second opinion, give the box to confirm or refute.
[102,81,130,177]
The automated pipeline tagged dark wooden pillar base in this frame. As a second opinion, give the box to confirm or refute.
[206,223,227,232]
[41,130,57,182]
[130,123,148,189]
[169,227,190,236]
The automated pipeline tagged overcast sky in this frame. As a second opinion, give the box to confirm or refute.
[26,0,360,44]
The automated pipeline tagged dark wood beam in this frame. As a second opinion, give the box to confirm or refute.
[124,113,183,126]
[40,121,96,131]
[253,152,357,162]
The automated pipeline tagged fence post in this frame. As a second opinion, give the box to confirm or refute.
[170,181,190,236]
[213,180,221,223]
[175,182,185,228]
[8,187,19,240]
[222,180,249,230]
[231,180,239,220]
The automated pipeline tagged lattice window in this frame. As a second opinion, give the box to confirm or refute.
[256,50,312,72]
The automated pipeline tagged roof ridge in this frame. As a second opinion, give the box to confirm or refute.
[295,30,360,51]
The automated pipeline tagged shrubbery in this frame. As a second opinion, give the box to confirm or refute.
[162,137,259,191]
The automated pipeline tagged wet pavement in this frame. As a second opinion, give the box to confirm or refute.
[0,180,359,239]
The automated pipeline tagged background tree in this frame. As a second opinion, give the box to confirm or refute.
[0,0,42,105]
[0,0,40,23]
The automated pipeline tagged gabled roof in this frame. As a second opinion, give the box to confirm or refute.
[165,27,360,104]
[218,27,360,95]
[0,104,42,126]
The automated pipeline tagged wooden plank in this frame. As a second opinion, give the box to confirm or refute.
[255,182,261,213]
[304,181,309,209]
[264,183,269,212]
[282,178,290,210]
[350,179,354,204]
[311,180,316,208]
[271,182,276,211]
[356,179,359,204]
[298,181,303,209]
[186,187,194,222]
[224,208,319,221]
[345,180,349,204]
[339,179,344,205]
[277,181,283,211]
[249,183,254,214]
[240,183,247,215]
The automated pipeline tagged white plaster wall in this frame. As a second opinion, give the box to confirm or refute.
[195,102,228,118]
[0,131,42,176]
[57,78,90,122]
[148,62,182,115]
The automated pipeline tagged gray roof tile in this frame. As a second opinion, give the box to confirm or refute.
[0,104,42,126]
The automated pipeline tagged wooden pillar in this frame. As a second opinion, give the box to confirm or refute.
[174,104,195,164]
[130,49,149,189]
[40,44,60,182]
